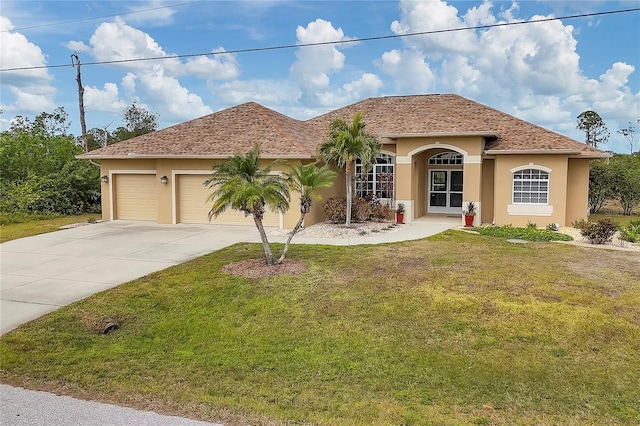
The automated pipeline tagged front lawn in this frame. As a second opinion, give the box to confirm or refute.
[0,213,100,243]
[1,231,639,425]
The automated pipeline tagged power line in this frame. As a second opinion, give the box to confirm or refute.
[0,1,204,33]
[1,7,639,73]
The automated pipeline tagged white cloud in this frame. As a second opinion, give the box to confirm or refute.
[377,49,435,94]
[379,0,639,153]
[0,16,56,114]
[84,83,127,113]
[214,79,301,106]
[290,19,348,96]
[134,65,213,121]
[66,40,91,53]
[124,0,176,26]
[183,48,240,80]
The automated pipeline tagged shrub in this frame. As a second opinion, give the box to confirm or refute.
[546,223,560,232]
[619,220,640,243]
[472,225,573,242]
[571,218,589,231]
[351,197,372,222]
[323,197,347,223]
[370,204,393,221]
[323,197,387,223]
[580,218,617,244]
[526,221,537,229]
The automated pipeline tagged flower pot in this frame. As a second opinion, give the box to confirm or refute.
[396,212,404,224]
[464,214,475,227]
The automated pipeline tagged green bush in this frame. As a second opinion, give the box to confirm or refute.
[619,220,640,243]
[472,225,573,242]
[580,218,617,244]
[571,218,589,231]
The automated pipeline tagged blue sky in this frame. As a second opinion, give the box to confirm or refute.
[1,0,639,153]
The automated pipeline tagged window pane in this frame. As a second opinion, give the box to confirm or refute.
[430,193,447,207]
[450,171,463,192]
[450,193,463,207]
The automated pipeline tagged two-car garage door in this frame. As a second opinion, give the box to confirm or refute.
[113,173,279,225]
[177,174,279,226]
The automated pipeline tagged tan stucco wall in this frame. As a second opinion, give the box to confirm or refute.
[100,159,156,221]
[565,158,590,225]
[493,155,570,226]
[100,158,342,228]
[481,159,495,224]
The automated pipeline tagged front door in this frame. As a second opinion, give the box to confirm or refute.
[428,170,463,214]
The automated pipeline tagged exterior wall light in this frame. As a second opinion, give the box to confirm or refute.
[101,175,109,184]
[160,175,168,184]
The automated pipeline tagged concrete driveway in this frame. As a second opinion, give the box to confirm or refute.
[0,221,268,335]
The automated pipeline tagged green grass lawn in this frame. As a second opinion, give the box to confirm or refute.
[1,231,639,425]
[0,213,101,243]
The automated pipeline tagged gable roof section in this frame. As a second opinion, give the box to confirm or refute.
[79,94,608,160]
[306,94,606,157]
[79,102,315,159]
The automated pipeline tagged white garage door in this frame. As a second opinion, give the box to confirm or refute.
[177,174,279,226]
[115,174,157,221]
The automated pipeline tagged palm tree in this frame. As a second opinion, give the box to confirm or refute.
[277,163,336,263]
[205,147,289,265]
[317,112,381,226]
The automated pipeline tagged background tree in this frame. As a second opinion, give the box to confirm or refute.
[205,147,290,265]
[112,103,159,142]
[576,111,609,148]
[317,112,381,227]
[617,122,637,154]
[0,108,100,217]
[277,163,336,263]
[588,160,615,213]
[588,154,640,216]
[610,154,640,215]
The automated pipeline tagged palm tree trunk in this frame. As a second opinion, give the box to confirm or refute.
[253,215,275,265]
[277,213,306,264]
[345,169,352,227]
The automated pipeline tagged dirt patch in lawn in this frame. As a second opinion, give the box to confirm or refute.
[221,258,307,278]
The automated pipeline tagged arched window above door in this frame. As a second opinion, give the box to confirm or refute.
[428,152,463,165]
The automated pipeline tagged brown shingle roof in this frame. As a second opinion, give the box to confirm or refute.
[79,94,608,159]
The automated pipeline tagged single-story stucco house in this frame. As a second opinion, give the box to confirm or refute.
[79,94,609,229]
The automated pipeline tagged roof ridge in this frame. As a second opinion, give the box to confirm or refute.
[252,104,315,157]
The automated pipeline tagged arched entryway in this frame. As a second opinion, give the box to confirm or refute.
[426,151,464,214]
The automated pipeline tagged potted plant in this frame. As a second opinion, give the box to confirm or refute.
[463,201,476,227]
[396,202,405,224]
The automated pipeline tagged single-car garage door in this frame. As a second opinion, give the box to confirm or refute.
[115,174,158,221]
[177,174,279,226]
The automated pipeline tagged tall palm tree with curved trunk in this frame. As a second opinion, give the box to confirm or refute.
[317,112,381,226]
[277,163,336,263]
[205,147,289,265]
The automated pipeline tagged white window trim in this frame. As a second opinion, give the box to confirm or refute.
[355,153,396,203]
[508,165,553,216]
[511,166,550,205]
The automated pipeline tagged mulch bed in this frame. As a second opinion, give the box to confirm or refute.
[221,258,307,278]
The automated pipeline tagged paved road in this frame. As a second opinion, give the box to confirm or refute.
[0,384,221,426]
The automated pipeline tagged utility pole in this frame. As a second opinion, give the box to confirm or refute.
[71,53,89,153]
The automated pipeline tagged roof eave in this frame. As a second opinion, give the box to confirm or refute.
[77,153,315,160]
[381,131,499,139]
[484,149,582,155]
